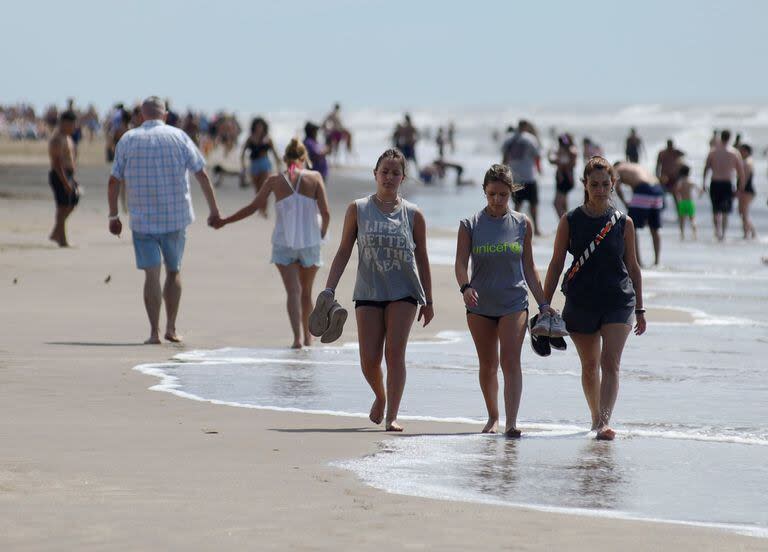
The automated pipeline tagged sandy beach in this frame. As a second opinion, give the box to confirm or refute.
[0,144,764,551]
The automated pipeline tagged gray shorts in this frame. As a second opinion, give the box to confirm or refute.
[562,300,634,334]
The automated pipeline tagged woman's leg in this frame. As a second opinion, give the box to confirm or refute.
[297,264,319,346]
[382,301,418,431]
[498,311,527,436]
[467,314,500,433]
[595,323,632,440]
[252,171,270,216]
[569,331,602,430]
[554,191,566,219]
[275,263,302,349]
[356,306,387,424]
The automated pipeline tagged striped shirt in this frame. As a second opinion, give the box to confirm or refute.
[111,120,205,233]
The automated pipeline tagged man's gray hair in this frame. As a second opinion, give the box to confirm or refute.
[141,96,167,118]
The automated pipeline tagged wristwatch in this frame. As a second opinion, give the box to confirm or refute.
[460,283,472,294]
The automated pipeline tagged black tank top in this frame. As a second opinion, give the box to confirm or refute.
[247,139,270,160]
[562,206,636,309]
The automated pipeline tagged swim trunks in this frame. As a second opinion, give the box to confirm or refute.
[627,182,663,229]
[677,199,695,218]
[709,180,733,213]
[48,169,80,207]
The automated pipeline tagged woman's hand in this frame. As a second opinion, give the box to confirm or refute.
[463,287,479,308]
[418,304,434,327]
[540,305,558,317]
[634,312,646,335]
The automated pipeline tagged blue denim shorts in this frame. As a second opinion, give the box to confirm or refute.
[249,156,272,176]
[271,244,322,267]
[132,229,186,271]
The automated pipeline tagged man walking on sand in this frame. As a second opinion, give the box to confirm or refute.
[48,110,80,247]
[703,130,745,241]
[614,162,664,267]
[107,96,221,344]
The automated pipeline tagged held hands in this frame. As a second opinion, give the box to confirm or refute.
[207,213,226,229]
[418,303,434,327]
[634,312,646,335]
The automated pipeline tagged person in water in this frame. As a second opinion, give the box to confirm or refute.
[455,164,555,437]
[214,139,330,349]
[313,148,434,432]
[542,156,646,441]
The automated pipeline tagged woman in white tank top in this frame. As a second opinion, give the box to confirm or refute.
[213,139,331,349]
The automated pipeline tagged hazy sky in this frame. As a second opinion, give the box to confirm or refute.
[3,0,766,112]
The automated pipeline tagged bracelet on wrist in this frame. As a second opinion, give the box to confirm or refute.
[425,300,433,306]
[460,283,472,294]
[538,302,550,312]
[635,308,646,314]
[108,214,120,221]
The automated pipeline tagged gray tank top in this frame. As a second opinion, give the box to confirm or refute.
[352,195,426,304]
[461,209,528,317]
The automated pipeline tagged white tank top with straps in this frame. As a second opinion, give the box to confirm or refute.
[271,171,322,249]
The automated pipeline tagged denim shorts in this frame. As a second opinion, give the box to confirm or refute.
[250,156,272,176]
[132,229,186,272]
[271,244,322,267]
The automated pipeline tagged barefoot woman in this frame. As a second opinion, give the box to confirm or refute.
[215,139,330,348]
[542,156,646,440]
[455,164,554,437]
[320,148,434,431]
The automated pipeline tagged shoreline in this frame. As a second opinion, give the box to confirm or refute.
[0,156,764,550]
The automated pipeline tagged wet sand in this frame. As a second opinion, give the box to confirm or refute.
[2,151,760,551]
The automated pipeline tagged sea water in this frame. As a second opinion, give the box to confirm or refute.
[137,104,768,536]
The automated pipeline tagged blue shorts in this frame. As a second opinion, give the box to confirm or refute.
[250,156,272,176]
[132,230,186,272]
[271,244,322,267]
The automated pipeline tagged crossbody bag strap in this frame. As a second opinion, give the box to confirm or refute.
[564,210,623,283]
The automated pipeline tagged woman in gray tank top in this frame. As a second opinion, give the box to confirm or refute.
[455,164,554,438]
[320,149,433,432]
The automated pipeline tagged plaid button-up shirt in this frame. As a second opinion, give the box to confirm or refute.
[111,120,206,233]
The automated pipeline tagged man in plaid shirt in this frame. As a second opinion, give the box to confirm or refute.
[107,96,222,344]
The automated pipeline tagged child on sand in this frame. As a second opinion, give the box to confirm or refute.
[674,165,700,240]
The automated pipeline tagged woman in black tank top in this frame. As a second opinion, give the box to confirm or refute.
[541,157,646,441]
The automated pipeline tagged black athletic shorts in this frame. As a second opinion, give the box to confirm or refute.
[562,300,634,334]
[49,169,79,207]
[354,296,418,309]
[514,180,538,205]
[628,206,661,230]
[709,180,733,213]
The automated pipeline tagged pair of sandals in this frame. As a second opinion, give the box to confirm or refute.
[530,314,567,357]
[309,289,348,343]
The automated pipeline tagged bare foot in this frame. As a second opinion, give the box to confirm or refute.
[369,398,385,425]
[596,427,616,441]
[504,428,522,439]
[144,335,161,345]
[303,335,313,347]
[482,418,499,433]
[290,341,302,349]
[385,420,403,432]
[164,332,183,343]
